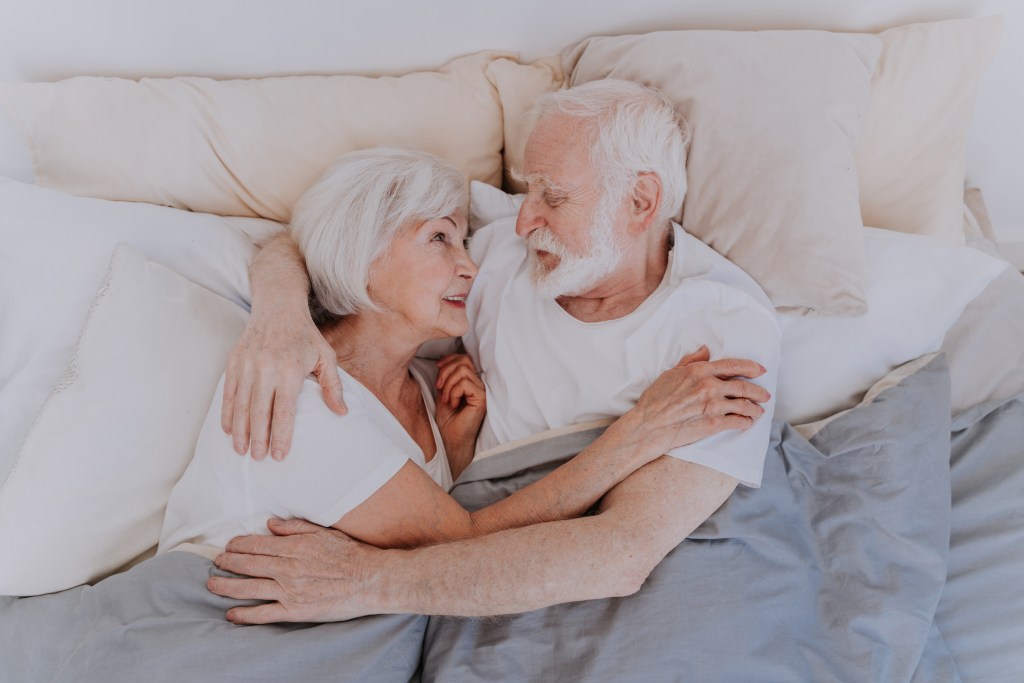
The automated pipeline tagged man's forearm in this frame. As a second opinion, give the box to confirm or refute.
[250,232,310,314]
[362,457,737,617]
[366,515,642,616]
[467,412,665,536]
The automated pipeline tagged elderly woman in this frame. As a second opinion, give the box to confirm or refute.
[160,147,739,557]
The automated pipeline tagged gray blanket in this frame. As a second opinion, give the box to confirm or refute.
[0,551,425,682]
[424,354,960,682]
[2,354,1020,682]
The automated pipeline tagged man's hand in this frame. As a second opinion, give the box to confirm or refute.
[221,315,344,460]
[208,518,378,624]
[221,232,346,461]
[634,345,770,453]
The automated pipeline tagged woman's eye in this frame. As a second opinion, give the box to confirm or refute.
[462,238,471,250]
[432,233,447,243]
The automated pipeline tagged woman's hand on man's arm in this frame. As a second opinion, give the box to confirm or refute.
[221,232,346,461]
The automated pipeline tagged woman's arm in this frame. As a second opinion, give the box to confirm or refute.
[333,346,769,549]
[222,233,345,460]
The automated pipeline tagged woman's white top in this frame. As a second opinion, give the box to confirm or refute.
[159,362,451,555]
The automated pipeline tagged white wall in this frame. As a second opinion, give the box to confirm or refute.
[0,0,1020,243]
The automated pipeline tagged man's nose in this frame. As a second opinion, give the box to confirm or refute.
[515,199,544,238]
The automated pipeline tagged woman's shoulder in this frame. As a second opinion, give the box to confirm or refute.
[291,368,413,454]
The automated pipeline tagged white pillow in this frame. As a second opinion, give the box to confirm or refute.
[0,179,281,480]
[469,179,524,230]
[776,228,1008,425]
[0,244,248,596]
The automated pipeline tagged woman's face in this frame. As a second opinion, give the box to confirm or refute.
[368,209,477,341]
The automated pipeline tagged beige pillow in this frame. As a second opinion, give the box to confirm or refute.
[1,52,525,222]
[562,30,881,315]
[856,17,1003,243]
[0,244,247,596]
[485,56,566,188]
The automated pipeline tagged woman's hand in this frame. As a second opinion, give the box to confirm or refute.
[633,345,770,454]
[434,353,486,477]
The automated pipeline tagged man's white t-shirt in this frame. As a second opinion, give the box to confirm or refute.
[159,362,451,554]
[461,217,780,488]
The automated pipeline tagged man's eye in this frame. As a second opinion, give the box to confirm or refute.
[544,193,566,208]
[432,233,447,243]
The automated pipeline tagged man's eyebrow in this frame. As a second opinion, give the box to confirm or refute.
[510,169,572,195]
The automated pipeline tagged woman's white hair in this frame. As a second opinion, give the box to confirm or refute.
[533,79,689,223]
[290,147,466,316]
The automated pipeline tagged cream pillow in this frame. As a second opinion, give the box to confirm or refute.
[0,244,247,596]
[0,52,531,222]
[856,17,1003,243]
[0,179,277,484]
[560,30,881,315]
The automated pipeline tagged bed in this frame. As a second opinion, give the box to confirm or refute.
[1,3,1023,681]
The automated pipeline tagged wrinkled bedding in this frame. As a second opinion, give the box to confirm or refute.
[424,354,959,682]
[0,551,426,682]
[2,355,1023,682]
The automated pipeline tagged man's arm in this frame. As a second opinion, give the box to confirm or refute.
[222,233,345,460]
[210,456,734,622]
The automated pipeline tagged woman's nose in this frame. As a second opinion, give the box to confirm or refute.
[458,250,479,280]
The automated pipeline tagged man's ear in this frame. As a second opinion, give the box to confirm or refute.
[628,173,662,233]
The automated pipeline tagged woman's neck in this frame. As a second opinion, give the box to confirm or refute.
[322,314,422,408]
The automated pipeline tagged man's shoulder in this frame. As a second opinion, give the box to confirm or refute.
[670,224,774,314]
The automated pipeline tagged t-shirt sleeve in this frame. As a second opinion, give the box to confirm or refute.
[664,294,781,488]
[246,384,412,527]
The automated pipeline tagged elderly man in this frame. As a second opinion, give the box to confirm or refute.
[209,79,779,622]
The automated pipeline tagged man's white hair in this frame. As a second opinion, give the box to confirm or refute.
[290,147,465,316]
[533,79,689,223]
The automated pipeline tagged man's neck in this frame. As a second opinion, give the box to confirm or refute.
[555,225,672,323]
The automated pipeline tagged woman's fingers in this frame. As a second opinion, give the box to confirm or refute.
[437,359,483,405]
[435,355,476,389]
[446,376,485,409]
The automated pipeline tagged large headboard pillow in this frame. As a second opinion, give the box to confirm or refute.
[499,17,1002,314]
[0,244,248,596]
[0,52,546,223]
[560,29,882,315]
[855,17,1002,243]
[0,179,280,484]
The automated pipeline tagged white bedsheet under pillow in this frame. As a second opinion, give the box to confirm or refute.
[776,228,1008,425]
[0,244,248,596]
[0,179,281,482]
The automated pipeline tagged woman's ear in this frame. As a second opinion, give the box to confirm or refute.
[628,173,662,233]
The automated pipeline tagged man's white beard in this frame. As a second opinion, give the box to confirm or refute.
[526,195,622,299]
